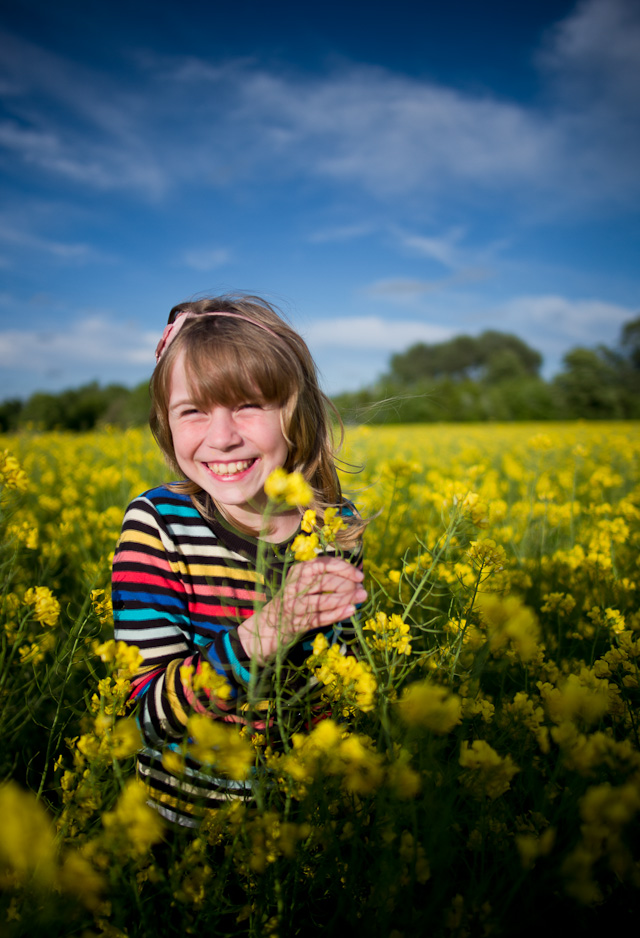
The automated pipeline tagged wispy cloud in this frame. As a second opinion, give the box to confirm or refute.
[181,246,233,271]
[1,0,638,214]
[497,295,633,349]
[304,316,454,351]
[0,316,156,375]
[0,218,102,262]
[363,268,490,303]
[397,228,467,269]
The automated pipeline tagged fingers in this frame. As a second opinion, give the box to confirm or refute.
[286,556,364,592]
[239,557,367,662]
[282,575,367,628]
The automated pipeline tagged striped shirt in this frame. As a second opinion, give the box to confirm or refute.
[112,485,361,827]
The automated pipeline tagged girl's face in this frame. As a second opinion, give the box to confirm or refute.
[168,350,290,529]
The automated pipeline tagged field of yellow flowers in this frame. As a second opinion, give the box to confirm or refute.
[1,421,639,936]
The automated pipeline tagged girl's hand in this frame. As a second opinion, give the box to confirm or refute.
[236,556,367,663]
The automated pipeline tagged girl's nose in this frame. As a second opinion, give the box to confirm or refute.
[205,408,242,449]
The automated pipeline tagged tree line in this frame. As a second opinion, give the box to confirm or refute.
[333,316,640,424]
[1,316,639,432]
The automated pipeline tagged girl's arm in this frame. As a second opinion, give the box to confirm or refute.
[112,494,256,749]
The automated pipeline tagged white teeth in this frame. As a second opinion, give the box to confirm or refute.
[207,459,253,476]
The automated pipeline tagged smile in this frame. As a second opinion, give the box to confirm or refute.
[204,458,256,477]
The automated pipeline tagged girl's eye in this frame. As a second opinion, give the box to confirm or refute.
[237,402,262,412]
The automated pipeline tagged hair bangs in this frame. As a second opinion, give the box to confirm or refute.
[180,320,302,412]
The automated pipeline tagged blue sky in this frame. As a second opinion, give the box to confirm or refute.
[0,0,638,399]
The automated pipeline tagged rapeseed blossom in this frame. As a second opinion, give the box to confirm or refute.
[459,740,519,799]
[291,531,320,561]
[397,681,462,733]
[0,450,28,493]
[364,611,412,656]
[187,713,253,779]
[308,632,377,714]
[101,779,165,858]
[474,593,540,662]
[22,586,60,627]
[264,468,312,506]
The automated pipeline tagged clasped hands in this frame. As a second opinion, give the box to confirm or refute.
[236,556,367,663]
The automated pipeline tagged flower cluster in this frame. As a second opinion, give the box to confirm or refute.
[307,632,377,715]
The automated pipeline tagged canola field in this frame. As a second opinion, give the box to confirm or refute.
[1,422,639,936]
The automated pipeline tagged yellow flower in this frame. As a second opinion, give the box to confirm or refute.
[475,593,540,662]
[466,538,507,571]
[308,643,377,714]
[102,779,164,857]
[321,506,345,541]
[110,717,142,759]
[94,639,143,676]
[364,611,412,656]
[516,828,556,869]
[291,532,320,561]
[162,749,186,776]
[301,509,317,533]
[459,740,519,799]
[397,681,461,733]
[186,714,253,779]
[264,468,312,506]
[23,586,61,627]
[0,781,57,885]
[0,450,28,492]
[190,661,233,699]
[539,671,610,726]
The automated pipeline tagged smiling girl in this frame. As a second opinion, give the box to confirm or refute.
[112,295,367,827]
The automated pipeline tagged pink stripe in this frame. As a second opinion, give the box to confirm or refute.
[113,568,186,592]
[115,550,175,573]
[195,581,262,602]
[187,601,254,619]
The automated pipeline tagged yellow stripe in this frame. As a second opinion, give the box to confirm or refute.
[119,529,164,550]
[118,529,264,583]
[185,563,263,583]
[139,780,201,815]
[164,660,189,727]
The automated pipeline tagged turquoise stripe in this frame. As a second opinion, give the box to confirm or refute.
[113,607,190,625]
[155,501,199,518]
[222,631,252,683]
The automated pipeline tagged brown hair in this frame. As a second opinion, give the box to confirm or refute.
[150,294,363,545]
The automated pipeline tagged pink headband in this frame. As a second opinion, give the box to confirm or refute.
[155,310,280,363]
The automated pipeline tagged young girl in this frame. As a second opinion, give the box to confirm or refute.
[112,295,367,828]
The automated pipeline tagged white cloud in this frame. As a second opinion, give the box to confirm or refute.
[182,246,232,271]
[0,316,157,374]
[398,228,466,269]
[1,0,638,212]
[363,269,489,303]
[539,0,640,106]
[498,295,632,344]
[304,315,454,351]
[0,220,99,261]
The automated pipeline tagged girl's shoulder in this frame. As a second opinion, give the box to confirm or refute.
[339,497,359,519]
[124,484,204,525]
[129,483,193,505]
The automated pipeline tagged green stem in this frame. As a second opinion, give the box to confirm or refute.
[36,600,92,801]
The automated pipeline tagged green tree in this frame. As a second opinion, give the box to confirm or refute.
[553,348,624,418]
[387,331,542,385]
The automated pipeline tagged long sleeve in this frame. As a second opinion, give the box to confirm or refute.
[112,489,257,742]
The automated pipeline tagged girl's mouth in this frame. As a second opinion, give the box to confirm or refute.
[204,458,257,479]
